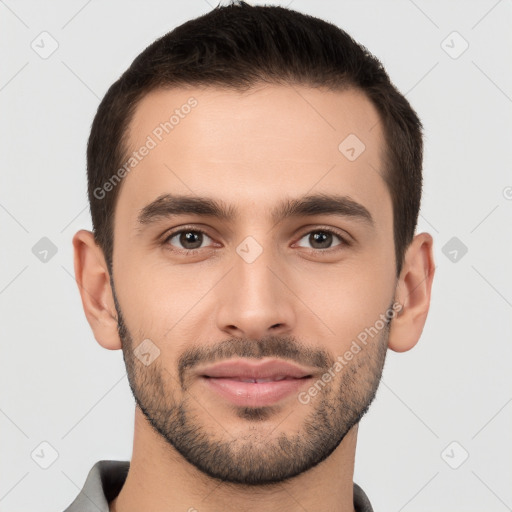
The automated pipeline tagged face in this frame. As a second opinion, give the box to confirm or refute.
[111,85,397,484]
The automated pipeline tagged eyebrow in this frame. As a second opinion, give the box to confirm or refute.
[137,193,374,228]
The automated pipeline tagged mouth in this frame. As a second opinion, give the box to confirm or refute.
[197,359,315,407]
[199,358,314,379]
[204,376,305,383]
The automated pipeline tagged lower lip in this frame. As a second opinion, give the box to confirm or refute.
[201,376,311,407]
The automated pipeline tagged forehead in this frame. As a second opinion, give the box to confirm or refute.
[118,84,391,228]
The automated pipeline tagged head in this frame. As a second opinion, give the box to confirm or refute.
[74,1,434,486]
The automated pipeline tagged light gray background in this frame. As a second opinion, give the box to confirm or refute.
[1,1,511,511]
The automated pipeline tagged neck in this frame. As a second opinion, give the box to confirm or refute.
[110,407,358,512]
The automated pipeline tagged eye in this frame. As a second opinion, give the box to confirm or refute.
[295,228,347,250]
[165,228,214,251]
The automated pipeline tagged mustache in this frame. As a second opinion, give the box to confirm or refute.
[178,335,334,388]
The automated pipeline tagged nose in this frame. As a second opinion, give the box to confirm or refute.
[215,245,296,340]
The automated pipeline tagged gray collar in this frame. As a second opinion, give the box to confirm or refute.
[64,460,373,511]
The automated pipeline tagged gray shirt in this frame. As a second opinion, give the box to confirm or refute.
[63,460,374,512]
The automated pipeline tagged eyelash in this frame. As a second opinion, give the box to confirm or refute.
[162,225,351,256]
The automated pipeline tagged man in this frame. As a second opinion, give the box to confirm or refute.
[66,1,434,511]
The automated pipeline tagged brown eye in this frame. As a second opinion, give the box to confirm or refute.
[296,229,344,250]
[166,230,212,251]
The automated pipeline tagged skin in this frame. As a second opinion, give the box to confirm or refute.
[73,85,435,512]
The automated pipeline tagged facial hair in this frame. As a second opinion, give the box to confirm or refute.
[113,289,391,486]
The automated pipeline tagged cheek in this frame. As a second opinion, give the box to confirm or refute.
[291,255,395,348]
[114,224,396,355]
[114,260,220,340]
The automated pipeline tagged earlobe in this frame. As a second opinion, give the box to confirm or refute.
[388,232,435,353]
[72,230,122,350]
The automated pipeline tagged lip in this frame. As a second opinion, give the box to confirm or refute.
[197,359,315,407]
[199,359,315,379]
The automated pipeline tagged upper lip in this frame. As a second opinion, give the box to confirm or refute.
[198,359,315,380]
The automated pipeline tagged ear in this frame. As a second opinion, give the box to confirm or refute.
[72,230,122,350]
[388,232,435,353]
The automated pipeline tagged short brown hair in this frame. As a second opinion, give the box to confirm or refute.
[87,0,423,276]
